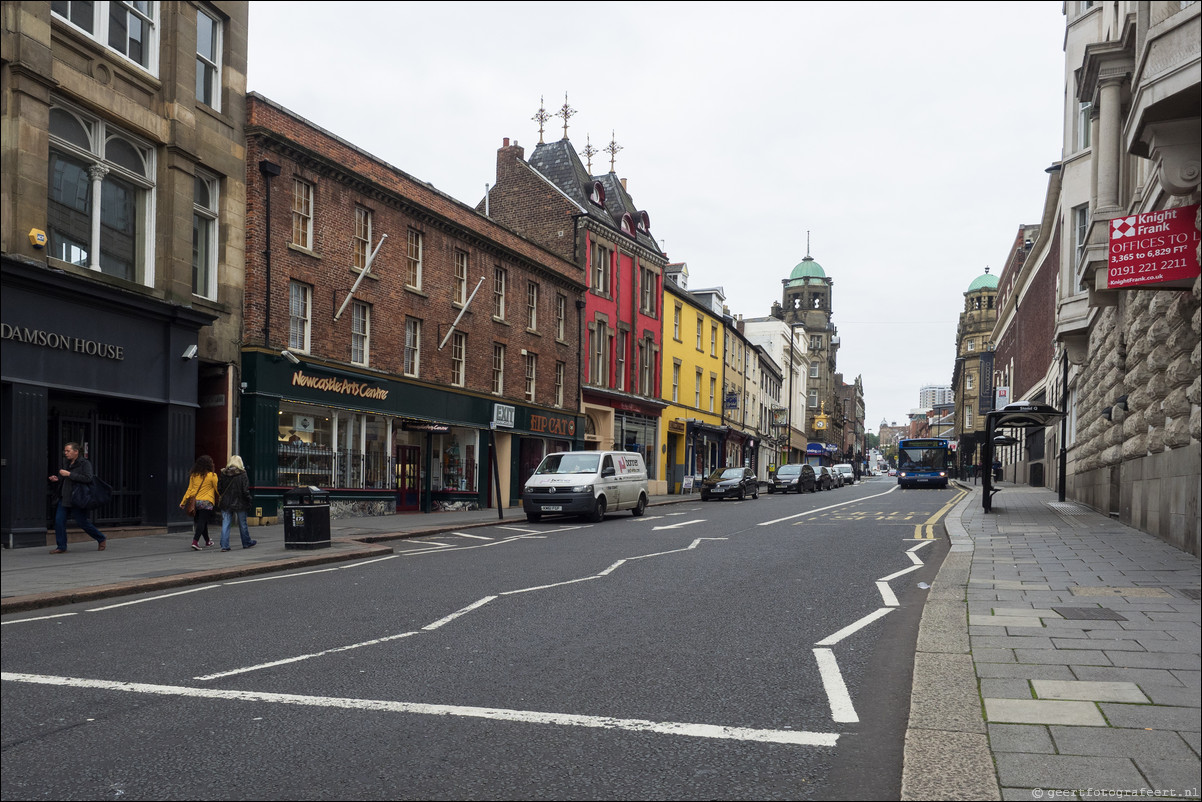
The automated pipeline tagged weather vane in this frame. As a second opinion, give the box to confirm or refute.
[556,92,575,141]
[605,130,622,173]
[532,96,550,144]
[581,134,598,174]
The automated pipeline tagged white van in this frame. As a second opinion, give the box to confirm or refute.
[522,450,649,523]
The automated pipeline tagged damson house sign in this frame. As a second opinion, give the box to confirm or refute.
[1108,204,1200,289]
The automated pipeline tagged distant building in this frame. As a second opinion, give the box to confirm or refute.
[779,244,841,448]
[918,385,954,410]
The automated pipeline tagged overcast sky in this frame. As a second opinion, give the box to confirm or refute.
[247,1,1067,432]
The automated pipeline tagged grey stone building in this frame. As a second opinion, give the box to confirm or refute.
[1,1,248,546]
[1048,1,1199,554]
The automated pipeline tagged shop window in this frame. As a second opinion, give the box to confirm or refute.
[353,206,372,271]
[292,179,313,249]
[289,281,311,352]
[196,7,221,110]
[454,250,468,305]
[451,332,466,386]
[407,229,423,289]
[351,301,370,366]
[52,1,159,74]
[404,317,421,377]
[48,103,154,284]
[192,171,218,299]
[433,430,478,493]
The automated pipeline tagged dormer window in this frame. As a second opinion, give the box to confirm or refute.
[620,213,635,237]
[637,211,650,233]
[589,181,605,206]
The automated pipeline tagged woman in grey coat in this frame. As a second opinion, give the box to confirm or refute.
[217,455,257,551]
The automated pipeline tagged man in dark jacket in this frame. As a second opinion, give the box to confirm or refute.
[47,442,107,553]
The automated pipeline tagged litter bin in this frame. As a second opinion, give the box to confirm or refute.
[283,486,331,550]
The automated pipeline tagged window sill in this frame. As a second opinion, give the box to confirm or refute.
[288,244,321,259]
[525,328,541,337]
[350,266,379,281]
[493,317,510,326]
[404,286,427,299]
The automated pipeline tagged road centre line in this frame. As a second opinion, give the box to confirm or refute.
[758,485,900,527]
[812,649,858,723]
[194,537,729,681]
[86,584,221,612]
[814,607,893,647]
[2,612,77,625]
[2,671,839,748]
[424,596,497,631]
[194,632,422,680]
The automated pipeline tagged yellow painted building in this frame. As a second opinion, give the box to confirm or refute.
[659,268,727,494]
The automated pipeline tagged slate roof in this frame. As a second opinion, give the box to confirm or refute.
[527,139,665,259]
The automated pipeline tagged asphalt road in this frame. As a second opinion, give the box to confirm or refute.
[1,476,959,801]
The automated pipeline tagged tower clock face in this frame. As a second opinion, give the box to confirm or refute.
[815,419,826,430]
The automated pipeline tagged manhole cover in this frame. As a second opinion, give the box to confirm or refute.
[1052,607,1128,621]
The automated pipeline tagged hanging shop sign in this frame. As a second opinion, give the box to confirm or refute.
[1107,204,1200,289]
[493,404,515,429]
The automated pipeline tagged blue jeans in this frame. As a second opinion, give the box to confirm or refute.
[55,502,105,551]
[220,510,253,549]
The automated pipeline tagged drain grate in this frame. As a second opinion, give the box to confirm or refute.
[1047,502,1089,515]
[1052,607,1128,621]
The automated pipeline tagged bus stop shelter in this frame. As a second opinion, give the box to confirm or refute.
[981,401,1065,512]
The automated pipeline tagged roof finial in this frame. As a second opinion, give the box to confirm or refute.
[985,265,991,274]
[532,96,550,145]
[806,230,812,259]
[605,130,622,173]
[556,92,576,141]
[581,134,598,174]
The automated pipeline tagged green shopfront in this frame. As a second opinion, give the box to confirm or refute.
[240,350,584,517]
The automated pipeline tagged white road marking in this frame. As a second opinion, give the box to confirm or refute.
[907,541,933,555]
[758,485,900,526]
[2,672,839,747]
[415,541,453,548]
[194,632,421,680]
[225,566,342,584]
[651,519,704,531]
[814,607,893,646]
[598,560,626,576]
[2,612,77,625]
[500,576,600,595]
[423,596,497,631]
[812,649,858,723]
[86,585,221,611]
[451,532,493,540]
[876,581,899,607]
[878,564,923,583]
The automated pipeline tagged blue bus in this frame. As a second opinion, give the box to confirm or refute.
[896,438,951,489]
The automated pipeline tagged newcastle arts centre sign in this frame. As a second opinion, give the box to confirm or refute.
[1107,204,1199,289]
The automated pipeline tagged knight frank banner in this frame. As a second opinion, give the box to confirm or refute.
[1108,204,1200,289]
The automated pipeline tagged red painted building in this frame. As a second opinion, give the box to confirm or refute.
[483,135,667,489]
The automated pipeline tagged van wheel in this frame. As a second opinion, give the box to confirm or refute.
[631,494,647,517]
[589,496,606,523]
[526,512,542,523]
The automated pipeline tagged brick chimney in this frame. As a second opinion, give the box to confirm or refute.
[496,137,525,184]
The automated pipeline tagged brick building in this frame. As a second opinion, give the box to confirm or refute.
[482,130,667,492]
[2,1,248,547]
[242,95,585,517]
[992,220,1059,487]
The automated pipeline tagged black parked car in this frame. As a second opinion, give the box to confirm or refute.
[769,463,816,494]
[700,467,760,501]
[816,466,838,491]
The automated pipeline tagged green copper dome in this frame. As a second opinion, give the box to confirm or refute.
[787,256,827,286]
[967,271,998,292]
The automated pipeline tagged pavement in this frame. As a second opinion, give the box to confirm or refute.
[3,483,1199,799]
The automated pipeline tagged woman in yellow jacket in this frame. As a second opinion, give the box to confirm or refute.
[180,455,219,550]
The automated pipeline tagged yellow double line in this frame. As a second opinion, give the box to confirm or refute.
[912,486,968,539]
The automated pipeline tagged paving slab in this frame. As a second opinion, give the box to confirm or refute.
[1032,680,1148,703]
[984,698,1107,726]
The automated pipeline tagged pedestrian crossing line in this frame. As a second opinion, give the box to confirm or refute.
[1,672,841,748]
